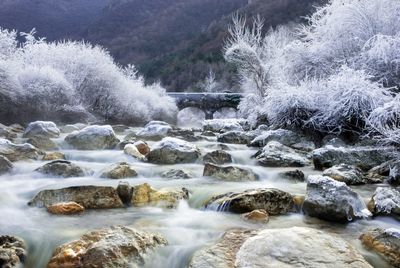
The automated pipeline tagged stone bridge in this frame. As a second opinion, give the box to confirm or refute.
[167,92,244,119]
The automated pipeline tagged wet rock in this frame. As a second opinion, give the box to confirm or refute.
[132,121,172,141]
[0,123,18,140]
[241,209,269,223]
[203,150,232,165]
[124,144,146,161]
[116,182,133,205]
[0,155,13,175]
[131,183,189,208]
[36,160,92,178]
[303,175,371,222]
[27,136,58,151]
[322,164,366,185]
[148,137,201,164]
[161,169,193,180]
[23,121,60,139]
[169,128,199,142]
[203,163,258,182]
[0,235,26,268]
[65,125,119,150]
[47,226,167,268]
[279,169,305,182]
[367,160,400,185]
[202,119,245,133]
[217,131,253,144]
[367,187,400,218]
[47,202,85,215]
[42,152,66,161]
[0,138,39,162]
[101,162,138,179]
[360,228,400,267]
[312,145,391,170]
[255,141,310,167]
[29,186,124,209]
[134,141,150,156]
[250,129,312,148]
[206,188,293,215]
[201,131,215,137]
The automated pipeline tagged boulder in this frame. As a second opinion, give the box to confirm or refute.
[322,164,366,185]
[36,160,92,178]
[27,137,58,150]
[42,152,66,161]
[148,137,201,164]
[202,119,245,133]
[101,162,138,179]
[241,209,269,223]
[134,141,150,156]
[250,129,313,149]
[60,123,86,133]
[123,144,146,161]
[23,121,60,138]
[47,202,85,215]
[131,121,172,141]
[0,123,18,140]
[205,188,293,215]
[47,226,167,268]
[255,141,310,167]
[0,235,26,268]
[65,125,119,150]
[0,138,39,162]
[360,228,400,267]
[0,155,13,175]
[203,150,232,165]
[367,160,400,185]
[217,131,253,144]
[190,227,371,268]
[367,187,400,218]
[161,169,193,180]
[29,186,124,209]
[131,183,189,208]
[203,163,258,182]
[312,145,392,170]
[303,175,371,222]
[278,169,305,182]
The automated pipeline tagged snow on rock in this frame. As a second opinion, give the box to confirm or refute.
[303,175,371,222]
[250,128,311,148]
[135,121,173,140]
[147,137,201,164]
[367,187,400,217]
[322,164,365,185]
[202,119,247,133]
[255,141,310,167]
[65,125,120,150]
[0,138,39,161]
[23,121,60,138]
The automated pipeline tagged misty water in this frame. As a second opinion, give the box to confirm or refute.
[0,121,398,268]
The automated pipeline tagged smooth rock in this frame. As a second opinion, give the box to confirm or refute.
[0,155,13,175]
[47,226,167,268]
[0,138,39,162]
[47,202,85,215]
[23,121,60,138]
[279,169,305,182]
[303,175,371,222]
[133,121,172,141]
[203,163,258,182]
[134,140,150,156]
[27,137,58,151]
[203,150,232,165]
[65,125,119,150]
[217,131,253,144]
[131,183,189,208]
[124,144,146,161]
[367,187,400,218]
[36,160,92,178]
[60,123,86,133]
[161,169,193,180]
[241,209,269,223]
[323,164,365,185]
[148,137,201,164]
[0,235,26,268]
[42,152,66,161]
[255,141,310,167]
[101,162,138,179]
[206,188,293,215]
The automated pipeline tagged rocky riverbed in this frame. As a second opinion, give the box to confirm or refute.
[0,119,399,268]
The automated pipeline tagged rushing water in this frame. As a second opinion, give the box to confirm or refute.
[0,128,398,268]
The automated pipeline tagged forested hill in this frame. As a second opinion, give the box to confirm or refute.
[0,0,326,91]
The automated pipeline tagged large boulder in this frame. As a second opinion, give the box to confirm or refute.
[101,162,138,179]
[0,235,26,268]
[0,138,39,162]
[148,137,201,164]
[360,228,400,267]
[312,145,392,170]
[367,160,400,185]
[203,150,232,165]
[217,131,253,144]
[65,125,119,150]
[27,136,58,151]
[322,164,366,185]
[203,163,258,182]
[250,128,314,150]
[35,160,92,178]
[303,175,371,222]
[131,183,189,208]
[0,155,13,175]
[190,227,371,268]
[255,141,310,167]
[23,121,60,139]
[28,186,124,209]
[205,188,293,215]
[47,226,167,268]
[367,187,400,218]
[134,121,173,141]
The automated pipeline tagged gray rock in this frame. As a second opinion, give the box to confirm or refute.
[202,119,245,133]
[279,169,305,182]
[47,226,167,268]
[255,141,310,167]
[367,187,400,218]
[367,160,400,185]
[203,163,258,182]
[322,136,347,147]
[36,160,92,178]
[27,136,58,150]
[59,123,86,133]
[65,125,120,150]
[0,123,19,140]
[101,162,138,179]
[250,129,312,148]
[161,169,193,180]
[0,235,26,268]
[128,121,172,141]
[0,138,39,162]
[0,155,13,175]
[148,137,201,164]
[217,131,253,144]
[23,121,60,138]
[206,188,293,215]
[322,164,365,185]
[203,150,232,165]
[303,175,371,222]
